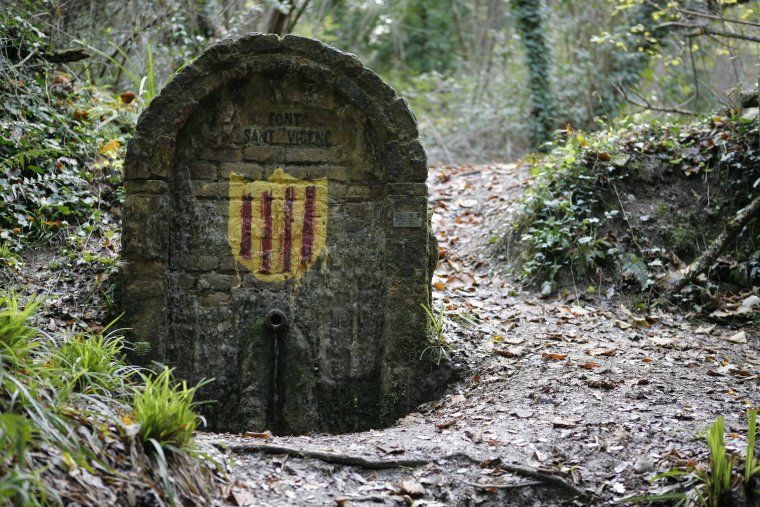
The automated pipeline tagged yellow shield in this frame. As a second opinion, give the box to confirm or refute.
[228,168,327,282]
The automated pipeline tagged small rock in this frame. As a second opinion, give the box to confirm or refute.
[741,107,758,121]
[737,295,760,316]
[538,394,554,404]
[399,479,425,498]
[634,457,655,474]
[450,394,466,404]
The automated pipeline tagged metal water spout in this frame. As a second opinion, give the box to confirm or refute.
[266,309,287,431]
[265,309,287,332]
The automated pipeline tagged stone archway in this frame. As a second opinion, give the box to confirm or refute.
[122,34,445,433]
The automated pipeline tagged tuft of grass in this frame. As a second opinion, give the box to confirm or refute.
[746,409,760,497]
[133,367,207,451]
[0,293,222,504]
[0,243,22,269]
[702,416,735,506]
[420,303,451,365]
[0,296,39,370]
[49,325,131,394]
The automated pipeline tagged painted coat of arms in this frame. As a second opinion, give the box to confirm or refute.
[228,168,327,282]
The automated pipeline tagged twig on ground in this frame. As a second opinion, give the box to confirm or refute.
[467,480,542,490]
[447,452,585,497]
[216,443,587,498]
[335,494,391,503]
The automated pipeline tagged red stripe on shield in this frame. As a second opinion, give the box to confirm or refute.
[301,186,316,266]
[260,190,273,273]
[240,193,252,259]
[282,187,295,273]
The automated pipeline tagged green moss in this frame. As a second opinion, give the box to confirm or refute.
[243,319,266,344]
[629,159,648,173]
[378,377,407,425]
[318,380,380,432]
[235,319,271,432]
[654,203,670,219]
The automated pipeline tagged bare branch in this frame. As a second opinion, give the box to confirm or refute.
[677,7,760,28]
[656,21,760,43]
[615,85,699,116]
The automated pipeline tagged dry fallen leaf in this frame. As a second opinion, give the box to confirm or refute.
[579,361,600,369]
[695,324,716,335]
[229,488,257,506]
[243,431,272,440]
[435,420,457,431]
[588,347,617,357]
[587,379,617,389]
[551,418,579,428]
[650,336,676,348]
[377,446,406,455]
[494,346,524,358]
[542,352,567,361]
[632,318,650,329]
[99,139,120,156]
[725,331,747,344]
[120,91,137,104]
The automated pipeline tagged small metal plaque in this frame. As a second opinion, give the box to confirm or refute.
[393,211,423,228]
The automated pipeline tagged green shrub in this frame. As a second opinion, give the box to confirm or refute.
[514,130,618,292]
[133,367,205,451]
[513,113,759,296]
[0,12,135,250]
[746,409,760,498]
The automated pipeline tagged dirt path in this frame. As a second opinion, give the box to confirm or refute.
[205,164,759,506]
[8,164,758,506]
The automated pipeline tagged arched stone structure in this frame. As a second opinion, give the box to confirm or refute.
[122,33,444,434]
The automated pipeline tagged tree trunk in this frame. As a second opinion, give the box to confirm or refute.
[267,0,310,35]
[511,0,556,149]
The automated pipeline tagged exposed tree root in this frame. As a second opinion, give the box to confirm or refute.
[669,193,760,293]
[216,442,587,499]
[467,480,542,490]
[449,452,586,498]
[218,442,429,469]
